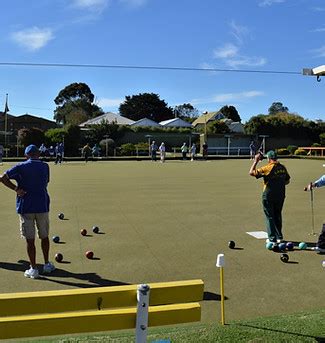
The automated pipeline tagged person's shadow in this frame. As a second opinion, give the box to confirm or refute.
[0,260,129,288]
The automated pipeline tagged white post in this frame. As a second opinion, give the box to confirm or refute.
[216,254,225,325]
[136,284,150,343]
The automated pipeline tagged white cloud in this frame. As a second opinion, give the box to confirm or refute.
[226,56,267,68]
[119,0,148,7]
[311,27,325,33]
[258,0,285,7]
[214,43,239,59]
[73,0,109,12]
[191,91,264,105]
[11,27,54,51]
[311,45,325,57]
[311,7,325,12]
[229,20,249,44]
[213,91,264,102]
[213,43,266,68]
[98,97,123,108]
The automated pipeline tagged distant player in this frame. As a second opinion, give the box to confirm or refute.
[82,143,92,163]
[159,142,166,163]
[249,140,257,160]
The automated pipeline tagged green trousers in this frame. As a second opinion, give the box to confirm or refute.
[262,197,285,242]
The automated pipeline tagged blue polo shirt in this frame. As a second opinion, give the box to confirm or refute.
[5,159,50,214]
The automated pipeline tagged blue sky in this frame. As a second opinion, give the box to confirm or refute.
[1,0,325,123]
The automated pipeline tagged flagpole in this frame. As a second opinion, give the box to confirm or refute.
[4,94,9,147]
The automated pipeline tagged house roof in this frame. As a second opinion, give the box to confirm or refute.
[159,117,192,128]
[192,111,225,127]
[79,112,135,127]
[130,118,161,127]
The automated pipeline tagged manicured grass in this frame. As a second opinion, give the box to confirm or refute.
[24,308,325,342]
[0,159,324,332]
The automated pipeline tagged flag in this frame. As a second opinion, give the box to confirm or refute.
[4,95,9,113]
[4,94,9,145]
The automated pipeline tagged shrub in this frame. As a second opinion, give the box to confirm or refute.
[276,148,289,155]
[320,133,325,146]
[99,138,116,156]
[294,148,307,156]
[311,142,321,147]
[120,143,136,156]
[287,145,298,155]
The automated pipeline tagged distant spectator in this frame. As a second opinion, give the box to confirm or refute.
[55,143,64,165]
[48,146,55,158]
[190,143,196,161]
[150,141,158,161]
[181,143,188,160]
[202,142,208,159]
[159,142,166,163]
[82,143,92,163]
[92,143,101,157]
[249,140,257,160]
[39,143,47,158]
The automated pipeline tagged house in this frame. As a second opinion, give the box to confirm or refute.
[192,111,244,133]
[221,119,245,133]
[159,117,192,128]
[130,118,161,127]
[0,112,58,133]
[192,111,225,128]
[79,112,135,127]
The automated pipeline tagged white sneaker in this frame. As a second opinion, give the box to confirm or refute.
[24,267,39,279]
[266,239,276,244]
[43,262,55,274]
[277,239,285,243]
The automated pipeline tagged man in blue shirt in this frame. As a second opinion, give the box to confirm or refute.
[305,175,325,254]
[0,144,55,278]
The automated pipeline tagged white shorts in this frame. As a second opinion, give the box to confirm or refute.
[19,213,49,240]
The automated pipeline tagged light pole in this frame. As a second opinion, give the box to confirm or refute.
[258,135,269,154]
[202,111,208,142]
[145,134,153,157]
[225,135,231,156]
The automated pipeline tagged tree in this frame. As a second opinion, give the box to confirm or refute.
[84,120,126,145]
[54,82,104,125]
[18,128,44,147]
[206,120,230,134]
[174,103,199,119]
[45,125,81,156]
[219,105,241,122]
[119,93,174,122]
[268,102,289,115]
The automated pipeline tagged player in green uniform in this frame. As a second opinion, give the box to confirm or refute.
[249,150,290,244]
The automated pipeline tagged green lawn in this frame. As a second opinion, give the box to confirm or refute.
[0,159,324,329]
[21,309,325,342]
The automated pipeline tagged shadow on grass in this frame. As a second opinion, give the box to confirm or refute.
[203,291,228,301]
[0,260,129,288]
[233,323,325,342]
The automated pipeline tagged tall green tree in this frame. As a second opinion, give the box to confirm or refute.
[219,105,241,122]
[207,120,231,134]
[119,93,174,122]
[268,102,289,115]
[54,82,103,125]
[174,103,199,119]
[18,127,45,147]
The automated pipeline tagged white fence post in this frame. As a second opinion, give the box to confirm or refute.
[136,284,150,343]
